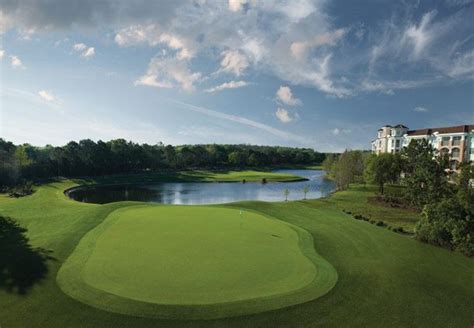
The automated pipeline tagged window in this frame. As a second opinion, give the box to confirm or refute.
[451,147,460,158]
[441,137,450,146]
[396,140,400,147]
[391,139,394,147]
[440,148,449,156]
[453,136,461,146]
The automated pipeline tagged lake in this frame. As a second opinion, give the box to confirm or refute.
[67,169,335,205]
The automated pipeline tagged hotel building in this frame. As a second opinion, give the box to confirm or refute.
[371,124,474,166]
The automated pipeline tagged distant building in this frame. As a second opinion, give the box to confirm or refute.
[371,124,474,167]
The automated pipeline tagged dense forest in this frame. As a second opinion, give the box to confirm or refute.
[0,138,325,187]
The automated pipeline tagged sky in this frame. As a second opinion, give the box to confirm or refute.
[0,0,473,152]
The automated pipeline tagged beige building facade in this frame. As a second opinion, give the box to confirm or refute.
[371,124,474,167]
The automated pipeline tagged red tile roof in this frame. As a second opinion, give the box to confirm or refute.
[407,124,474,136]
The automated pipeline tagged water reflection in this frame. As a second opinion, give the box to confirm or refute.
[68,169,335,205]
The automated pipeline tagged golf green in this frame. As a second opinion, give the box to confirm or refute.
[57,205,337,319]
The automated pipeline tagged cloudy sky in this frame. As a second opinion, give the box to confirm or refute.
[0,0,473,151]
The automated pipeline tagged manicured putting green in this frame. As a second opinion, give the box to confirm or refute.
[57,205,337,319]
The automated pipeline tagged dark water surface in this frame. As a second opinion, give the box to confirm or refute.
[67,169,335,205]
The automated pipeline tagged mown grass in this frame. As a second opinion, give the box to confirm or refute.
[71,169,306,186]
[57,206,336,319]
[0,180,472,327]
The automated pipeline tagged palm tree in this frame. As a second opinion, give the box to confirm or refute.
[284,188,290,201]
[303,186,309,200]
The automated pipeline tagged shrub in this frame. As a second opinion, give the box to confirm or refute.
[415,197,473,256]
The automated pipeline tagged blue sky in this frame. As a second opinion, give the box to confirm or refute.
[0,0,473,152]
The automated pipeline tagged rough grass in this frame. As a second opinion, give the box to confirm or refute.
[325,184,421,232]
[57,206,336,319]
[0,181,472,327]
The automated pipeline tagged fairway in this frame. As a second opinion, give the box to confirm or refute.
[57,205,337,319]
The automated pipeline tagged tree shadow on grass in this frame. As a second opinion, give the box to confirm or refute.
[0,216,54,295]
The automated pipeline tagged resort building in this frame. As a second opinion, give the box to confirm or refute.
[371,124,474,166]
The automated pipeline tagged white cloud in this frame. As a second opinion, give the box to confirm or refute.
[228,0,248,12]
[73,43,87,51]
[0,49,4,60]
[114,25,193,61]
[360,78,436,95]
[271,0,315,22]
[290,42,307,60]
[241,38,266,62]
[275,107,297,123]
[217,50,249,76]
[414,106,429,112]
[114,25,157,46]
[205,80,249,93]
[276,86,302,106]
[303,54,351,97]
[10,55,25,69]
[38,90,56,102]
[73,43,95,58]
[290,29,346,60]
[82,47,95,58]
[403,11,437,59]
[159,33,193,60]
[135,56,201,91]
[448,51,474,78]
[332,127,351,135]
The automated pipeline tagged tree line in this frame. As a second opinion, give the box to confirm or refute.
[324,139,473,256]
[0,138,325,187]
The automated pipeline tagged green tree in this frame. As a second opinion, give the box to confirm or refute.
[364,153,402,194]
[401,139,450,208]
[322,154,337,177]
[228,151,246,167]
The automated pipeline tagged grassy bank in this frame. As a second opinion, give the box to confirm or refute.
[326,184,421,232]
[0,180,472,327]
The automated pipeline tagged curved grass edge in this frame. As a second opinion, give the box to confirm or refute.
[56,205,338,320]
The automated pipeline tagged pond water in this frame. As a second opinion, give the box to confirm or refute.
[67,169,335,205]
